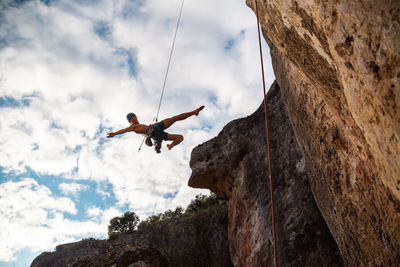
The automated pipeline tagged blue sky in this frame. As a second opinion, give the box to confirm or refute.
[0,0,274,265]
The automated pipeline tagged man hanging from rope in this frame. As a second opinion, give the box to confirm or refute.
[107,106,205,153]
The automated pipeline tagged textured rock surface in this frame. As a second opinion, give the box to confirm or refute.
[189,82,343,266]
[31,198,232,267]
[30,239,109,267]
[116,247,168,267]
[246,0,400,266]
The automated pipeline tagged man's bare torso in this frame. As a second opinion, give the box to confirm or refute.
[131,123,148,135]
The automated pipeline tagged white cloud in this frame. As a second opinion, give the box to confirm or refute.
[0,178,120,261]
[0,0,274,262]
[0,0,272,176]
[86,206,102,218]
[58,182,89,197]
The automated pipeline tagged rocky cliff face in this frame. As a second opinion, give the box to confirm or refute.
[189,82,343,266]
[244,0,399,266]
[31,240,169,267]
[31,196,232,267]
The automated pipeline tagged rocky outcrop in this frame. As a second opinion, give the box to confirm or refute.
[245,0,400,266]
[189,82,343,266]
[31,239,108,267]
[31,195,232,267]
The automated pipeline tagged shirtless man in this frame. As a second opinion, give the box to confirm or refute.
[107,106,204,152]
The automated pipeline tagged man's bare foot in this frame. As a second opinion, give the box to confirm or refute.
[194,105,205,116]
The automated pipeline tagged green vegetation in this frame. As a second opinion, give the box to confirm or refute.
[59,193,232,266]
[108,211,139,239]
[107,193,226,240]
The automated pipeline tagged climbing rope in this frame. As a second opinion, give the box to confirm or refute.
[138,0,185,152]
[155,0,185,122]
[255,1,279,267]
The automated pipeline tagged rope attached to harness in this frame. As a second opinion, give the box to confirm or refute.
[138,0,185,152]
[155,0,185,122]
[255,1,279,266]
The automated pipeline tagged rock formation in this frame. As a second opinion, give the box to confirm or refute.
[30,1,399,266]
[243,0,399,266]
[31,195,232,267]
[189,82,343,266]
[31,239,108,267]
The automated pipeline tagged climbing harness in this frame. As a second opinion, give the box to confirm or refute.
[255,1,279,267]
[145,124,162,153]
[138,125,153,152]
[138,0,185,152]
[145,124,155,147]
[145,137,153,147]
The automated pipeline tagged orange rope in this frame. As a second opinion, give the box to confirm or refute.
[255,1,279,267]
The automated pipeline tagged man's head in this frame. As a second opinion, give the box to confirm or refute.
[126,112,137,124]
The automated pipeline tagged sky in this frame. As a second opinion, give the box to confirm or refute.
[0,0,274,265]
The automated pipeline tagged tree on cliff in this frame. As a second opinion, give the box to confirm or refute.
[108,211,139,238]
[107,193,226,240]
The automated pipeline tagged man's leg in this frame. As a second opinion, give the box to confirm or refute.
[163,106,204,129]
[166,134,184,150]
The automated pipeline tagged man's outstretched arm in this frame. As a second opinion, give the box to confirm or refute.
[107,126,133,138]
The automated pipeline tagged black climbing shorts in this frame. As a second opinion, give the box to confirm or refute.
[150,121,169,142]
